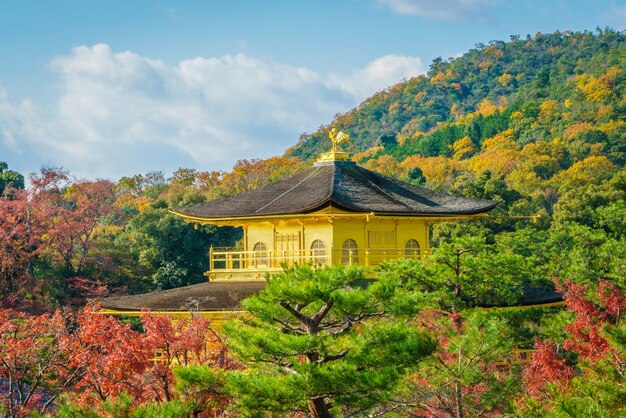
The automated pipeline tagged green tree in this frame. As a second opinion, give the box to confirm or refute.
[187,264,435,417]
[406,311,521,417]
[0,162,24,195]
[124,207,239,289]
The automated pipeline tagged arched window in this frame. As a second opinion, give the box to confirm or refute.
[341,239,358,265]
[404,239,420,259]
[253,242,269,268]
[310,240,327,264]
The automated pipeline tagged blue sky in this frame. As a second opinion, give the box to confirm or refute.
[1,0,625,180]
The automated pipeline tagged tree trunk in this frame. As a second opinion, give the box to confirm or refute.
[308,398,332,418]
[454,380,464,418]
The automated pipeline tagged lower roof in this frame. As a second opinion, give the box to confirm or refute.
[100,280,562,312]
[100,281,265,312]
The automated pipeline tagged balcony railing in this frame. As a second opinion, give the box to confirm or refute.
[209,247,431,273]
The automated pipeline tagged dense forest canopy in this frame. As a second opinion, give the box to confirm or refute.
[1,29,626,416]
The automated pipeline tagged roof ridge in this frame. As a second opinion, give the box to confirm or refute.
[254,167,322,214]
[328,165,338,202]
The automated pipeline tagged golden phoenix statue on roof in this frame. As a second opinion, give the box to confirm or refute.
[328,128,350,152]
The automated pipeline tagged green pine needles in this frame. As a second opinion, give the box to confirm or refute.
[185,264,435,417]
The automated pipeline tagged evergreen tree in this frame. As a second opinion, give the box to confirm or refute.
[194,264,435,417]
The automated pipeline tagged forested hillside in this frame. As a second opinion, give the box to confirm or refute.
[2,29,626,416]
[289,28,626,161]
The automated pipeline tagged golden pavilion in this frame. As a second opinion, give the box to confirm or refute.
[100,131,561,318]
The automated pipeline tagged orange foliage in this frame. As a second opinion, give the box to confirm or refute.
[563,122,594,140]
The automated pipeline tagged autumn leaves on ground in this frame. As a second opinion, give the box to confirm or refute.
[2,29,626,416]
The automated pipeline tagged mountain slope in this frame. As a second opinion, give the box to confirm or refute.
[287,29,626,166]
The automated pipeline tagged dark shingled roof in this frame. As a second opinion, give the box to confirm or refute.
[173,161,499,219]
[517,287,563,306]
[101,281,265,312]
[101,281,563,312]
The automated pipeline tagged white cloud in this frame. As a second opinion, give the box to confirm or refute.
[329,54,425,99]
[376,0,498,20]
[0,44,425,179]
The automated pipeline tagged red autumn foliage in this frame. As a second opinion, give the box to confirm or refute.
[34,176,119,274]
[523,279,626,397]
[0,187,44,308]
[557,280,626,361]
[0,305,236,416]
[139,311,238,405]
[58,305,148,405]
[0,167,124,307]
[522,339,575,396]
[0,308,76,417]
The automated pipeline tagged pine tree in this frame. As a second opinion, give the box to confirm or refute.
[219,264,435,417]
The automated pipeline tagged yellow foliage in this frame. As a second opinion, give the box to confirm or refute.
[400,156,460,189]
[450,136,478,160]
[556,156,616,191]
[506,155,560,196]
[510,111,523,120]
[576,67,622,103]
[599,120,626,134]
[590,143,605,156]
[468,148,521,178]
[481,130,517,151]
[538,100,559,122]
[477,99,499,117]
[352,146,383,163]
[478,60,492,72]
[92,224,124,240]
[498,73,513,87]
[400,119,422,137]
[388,102,402,115]
[363,155,401,177]
[564,99,573,108]
[115,194,154,212]
[414,91,427,102]
[521,139,567,164]
[430,72,447,86]
[450,103,461,118]
[497,96,510,108]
